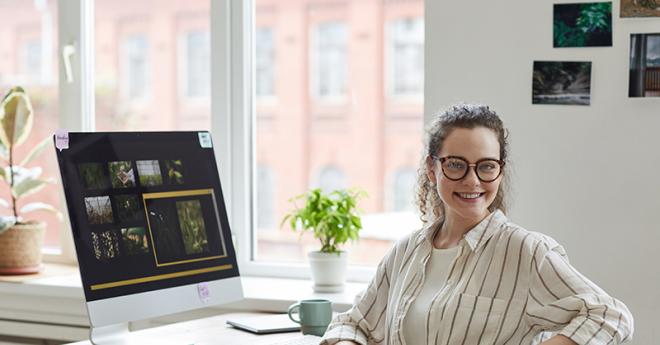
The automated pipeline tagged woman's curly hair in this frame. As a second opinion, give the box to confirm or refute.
[416,103,510,223]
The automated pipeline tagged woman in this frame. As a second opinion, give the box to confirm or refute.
[321,104,633,345]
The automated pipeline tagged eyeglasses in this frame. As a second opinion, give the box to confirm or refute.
[431,155,505,182]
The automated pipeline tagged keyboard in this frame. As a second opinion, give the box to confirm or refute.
[267,334,322,345]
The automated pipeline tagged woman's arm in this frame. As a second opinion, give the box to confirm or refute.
[525,243,634,344]
[320,241,400,345]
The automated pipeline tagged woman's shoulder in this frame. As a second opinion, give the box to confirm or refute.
[494,220,568,258]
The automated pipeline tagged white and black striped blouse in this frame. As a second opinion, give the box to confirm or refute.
[321,210,633,345]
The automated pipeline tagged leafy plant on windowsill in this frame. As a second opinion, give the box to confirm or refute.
[0,86,61,234]
[282,188,365,254]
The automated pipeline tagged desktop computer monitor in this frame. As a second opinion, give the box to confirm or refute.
[55,131,242,344]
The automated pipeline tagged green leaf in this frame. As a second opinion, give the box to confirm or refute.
[11,178,51,199]
[20,202,63,220]
[0,216,17,235]
[0,87,34,148]
[20,136,52,166]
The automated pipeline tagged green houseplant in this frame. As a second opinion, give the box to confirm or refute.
[0,86,61,274]
[283,188,364,292]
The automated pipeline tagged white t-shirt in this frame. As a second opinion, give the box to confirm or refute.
[402,245,459,345]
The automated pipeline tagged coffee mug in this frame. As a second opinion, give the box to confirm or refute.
[288,299,333,336]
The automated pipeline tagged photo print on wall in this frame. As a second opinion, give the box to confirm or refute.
[621,0,660,17]
[554,2,612,47]
[533,61,592,105]
[629,33,660,97]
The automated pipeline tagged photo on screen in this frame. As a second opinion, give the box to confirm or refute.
[91,230,120,261]
[85,196,114,224]
[629,33,660,97]
[176,200,209,254]
[621,0,660,17]
[78,163,110,190]
[554,2,612,47]
[164,160,185,185]
[144,189,227,266]
[113,194,143,222]
[108,161,135,188]
[533,61,592,105]
[121,227,149,255]
[136,160,163,186]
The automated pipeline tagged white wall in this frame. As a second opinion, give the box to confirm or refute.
[425,1,659,344]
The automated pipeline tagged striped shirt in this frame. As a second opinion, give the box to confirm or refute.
[320,210,634,345]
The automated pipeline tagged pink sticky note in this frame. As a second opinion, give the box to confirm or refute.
[55,129,69,151]
[197,282,210,304]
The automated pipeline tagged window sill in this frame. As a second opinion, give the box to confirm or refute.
[0,263,363,341]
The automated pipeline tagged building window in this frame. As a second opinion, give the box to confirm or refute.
[182,31,210,99]
[391,168,417,212]
[256,165,276,229]
[388,17,424,98]
[21,39,42,84]
[256,27,276,99]
[121,34,149,101]
[316,166,347,193]
[311,22,348,100]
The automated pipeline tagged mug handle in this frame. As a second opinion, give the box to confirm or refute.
[288,303,301,324]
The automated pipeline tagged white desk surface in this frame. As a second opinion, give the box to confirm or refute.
[67,312,317,345]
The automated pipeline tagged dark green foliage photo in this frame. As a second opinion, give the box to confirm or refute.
[121,227,149,255]
[176,200,209,255]
[165,160,184,185]
[283,188,365,254]
[114,194,142,222]
[79,163,110,190]
[554,2,612,47]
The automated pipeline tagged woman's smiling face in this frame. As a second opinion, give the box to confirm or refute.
[427,127,503,225]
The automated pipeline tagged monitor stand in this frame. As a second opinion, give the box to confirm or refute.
[90,323,130,345]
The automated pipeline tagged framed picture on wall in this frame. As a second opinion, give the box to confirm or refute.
[621,0,660,18]
[532,61,592,105]
[553,2,613,47]
[629,33,660,97]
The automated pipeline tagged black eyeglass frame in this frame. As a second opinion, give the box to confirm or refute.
[431,155,505,182]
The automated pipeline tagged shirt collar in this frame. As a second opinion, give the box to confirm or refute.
[421,209,507,252]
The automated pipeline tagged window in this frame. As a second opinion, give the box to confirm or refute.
[95,1,211,131]
[252,0,425,273]
[4,0,424,274]
[391,168,417,212]
[388,17,424,98]
[182,31,211,99]
[256,27,275,99]
[316,166,347,192]
[121,35,149,101]
[21,40,43,84]
[311,22,348,101]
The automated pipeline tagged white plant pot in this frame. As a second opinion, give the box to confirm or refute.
[308,251,348,292]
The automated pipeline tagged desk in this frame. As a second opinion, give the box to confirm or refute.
[67,312,317,345]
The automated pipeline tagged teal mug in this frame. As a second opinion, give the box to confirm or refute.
[288,299,333,336]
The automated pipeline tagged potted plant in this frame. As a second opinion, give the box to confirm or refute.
[283,188,364,292]
[0,86,61,274]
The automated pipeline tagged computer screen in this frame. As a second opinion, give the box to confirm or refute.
[55,131,242,330]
